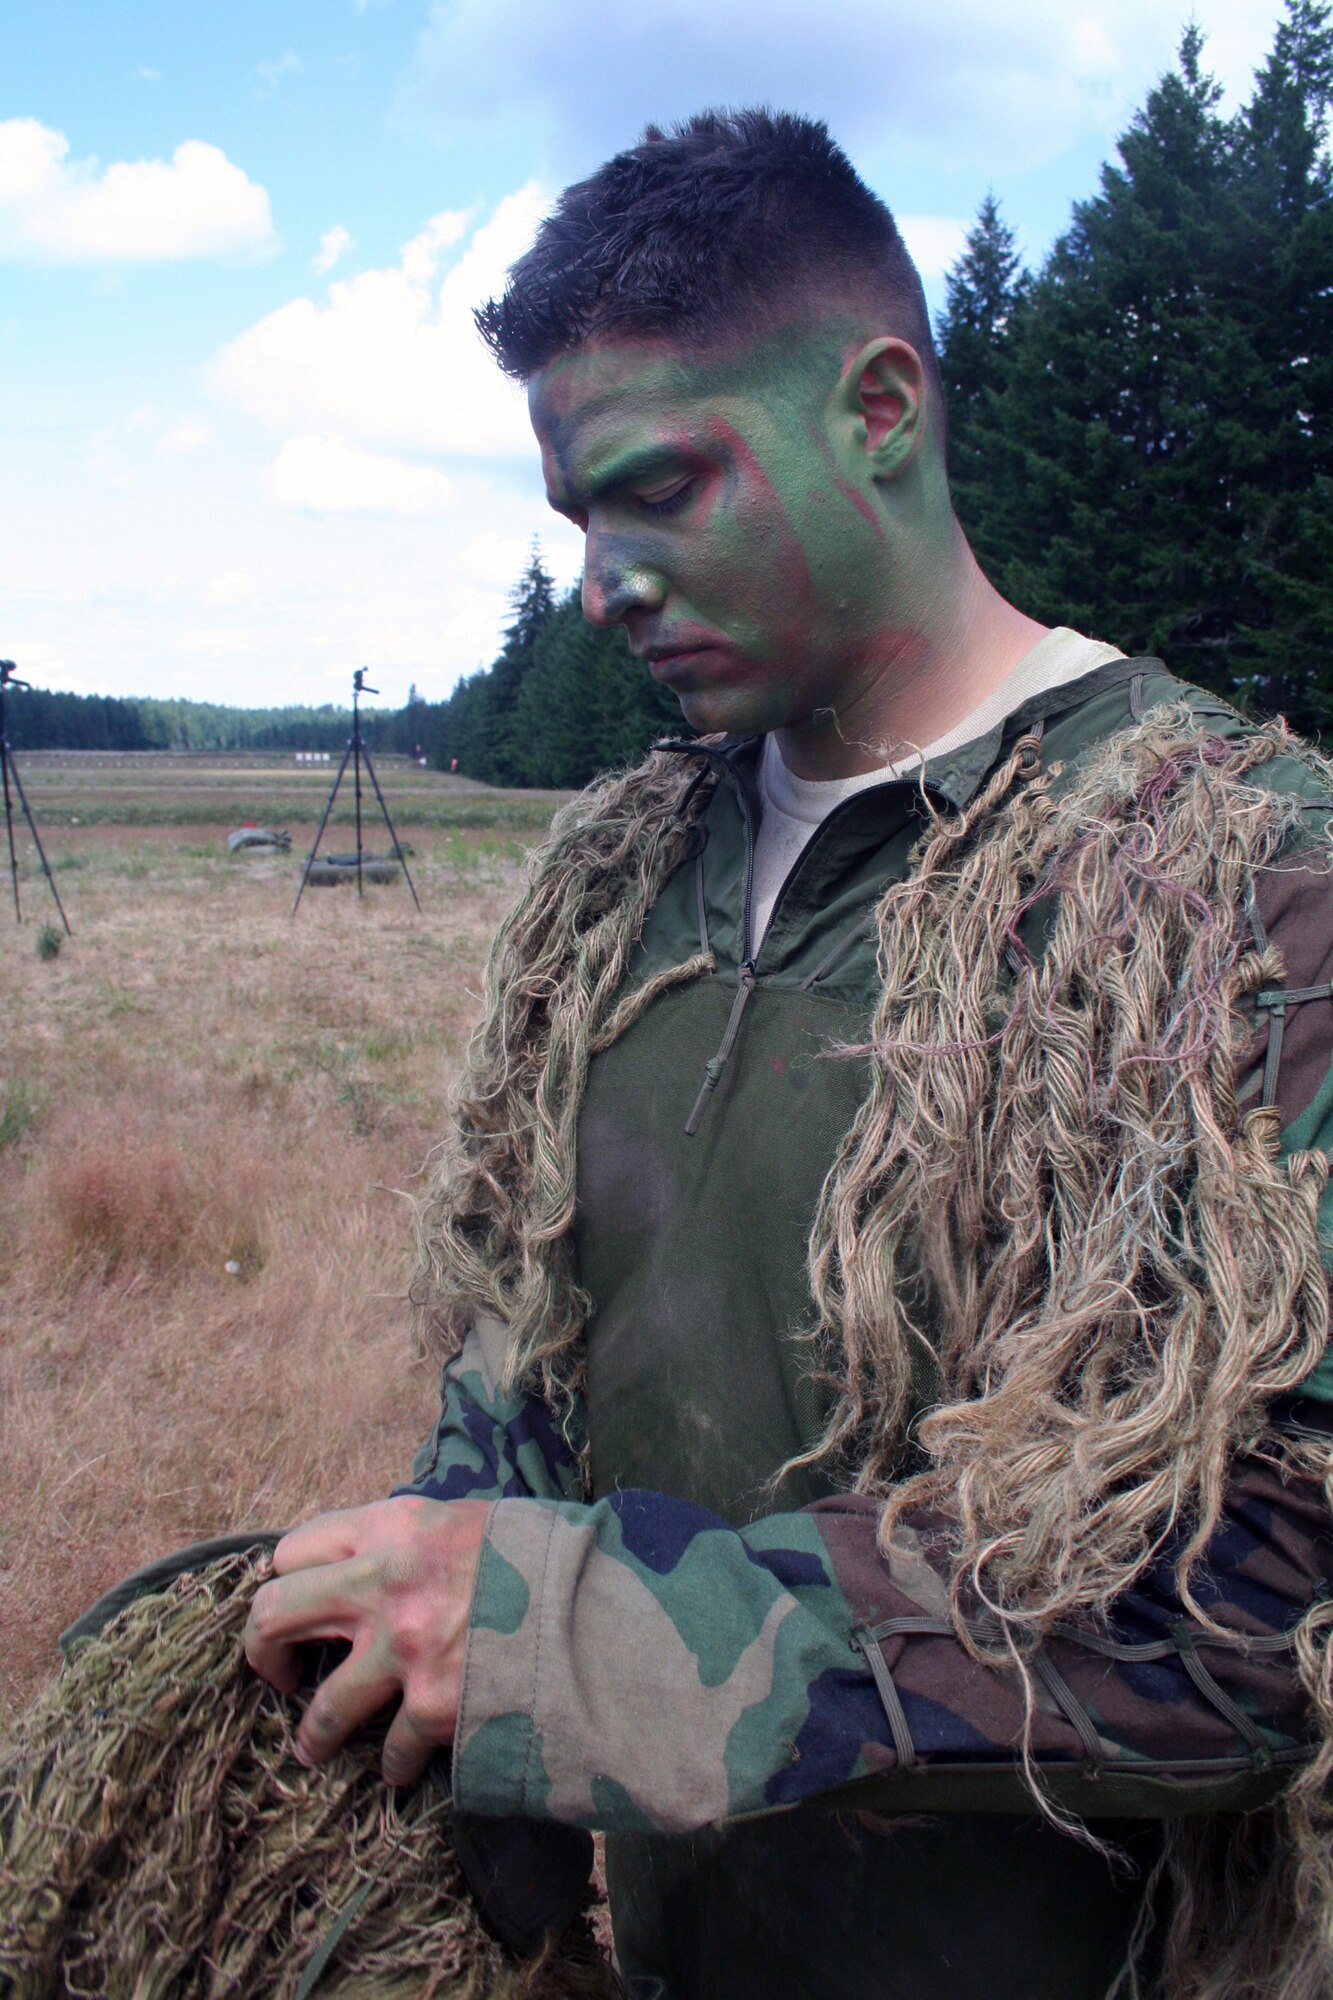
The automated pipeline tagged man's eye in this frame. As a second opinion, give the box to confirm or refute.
[636,480,693,518]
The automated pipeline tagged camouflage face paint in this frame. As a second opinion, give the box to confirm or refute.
[528,325,949,770]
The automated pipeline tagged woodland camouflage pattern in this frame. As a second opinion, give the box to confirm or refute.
[411,1339,1333,1833]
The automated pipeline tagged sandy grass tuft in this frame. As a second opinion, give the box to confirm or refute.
[38,1103,277,1279]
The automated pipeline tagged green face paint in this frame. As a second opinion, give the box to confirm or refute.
[528,327,944,759]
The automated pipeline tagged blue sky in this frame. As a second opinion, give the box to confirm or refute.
[1,0,1290,711]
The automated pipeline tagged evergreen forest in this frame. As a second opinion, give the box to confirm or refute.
[10,2,1333,776]
[2,687,424,757]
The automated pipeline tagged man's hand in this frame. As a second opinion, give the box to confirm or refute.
[242,1494,490,1786]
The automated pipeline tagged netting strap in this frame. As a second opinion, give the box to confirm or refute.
[853,1624,918,1766]
[292,1780,457,2000]
[1254,980,1333,1109]
[853,1610,1298,1780]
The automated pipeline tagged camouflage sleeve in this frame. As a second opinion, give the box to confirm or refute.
[393,1321,585,1505]
[452,1436,1333,1833]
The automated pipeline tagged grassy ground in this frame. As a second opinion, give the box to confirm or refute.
[10,746,567,829]
[0,753,564,1721]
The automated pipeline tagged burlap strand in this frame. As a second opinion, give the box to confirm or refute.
[0,1553,622,2000]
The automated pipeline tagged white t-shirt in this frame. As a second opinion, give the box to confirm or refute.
[748,627,1123,953]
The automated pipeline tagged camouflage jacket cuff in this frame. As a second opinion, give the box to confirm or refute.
[451,1490,865,1831]
[451,1499,552,1819]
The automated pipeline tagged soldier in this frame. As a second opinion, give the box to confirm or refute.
[246,112,1333,1998]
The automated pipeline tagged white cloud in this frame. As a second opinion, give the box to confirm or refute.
[136,67,162,83]
[400,0,1285,180]
[157,420,210,456]
[0,420,585,705]
[257,50,303,89]
[212,188,543,458]
[313,222,353,273]
[460,530,553,590]
[202,572,257,608]
[269,435,455,515]
[898,214,969,282]
[0,119,277,262]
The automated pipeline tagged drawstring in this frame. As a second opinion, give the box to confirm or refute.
[694,843,709,956]
[684,721,1046,1138]
[684,962,756,1136]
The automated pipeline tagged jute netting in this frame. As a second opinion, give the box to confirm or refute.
[0,1552,621,2000]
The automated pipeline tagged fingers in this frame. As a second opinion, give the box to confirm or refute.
[243,1560,358,1691]
[243,1549,452,1776]
[272,1505,378,1576]
[294,1646,400,1769]
[380,1701,445,1788]
[241,1496,481,1780]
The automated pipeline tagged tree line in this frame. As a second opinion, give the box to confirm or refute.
[11,3,1332,776]
[412,550,681,788]
[3,688,422,756]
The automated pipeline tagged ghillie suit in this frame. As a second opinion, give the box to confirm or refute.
[414,693,1333,1998]
[0,1549,620,2000]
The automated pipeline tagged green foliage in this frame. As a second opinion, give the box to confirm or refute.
[482,543,559,784]
[507,596,681,788]
[425,574,680,789]
[35,924,63,961]
[945,2,1333,732]
[4,691,421,757]
[0,1076,40,1147]
[935,191,1026,495]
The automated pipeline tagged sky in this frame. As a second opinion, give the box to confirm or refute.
[0,0,1292,714]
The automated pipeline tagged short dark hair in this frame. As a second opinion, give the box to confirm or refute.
[476,108,940,393]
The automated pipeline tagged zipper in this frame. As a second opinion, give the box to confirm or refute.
[668,746,956,1138]
[684,960,757,1136]
[749,772,952,970]
[662,734,946,972]
[677,759,944,1137]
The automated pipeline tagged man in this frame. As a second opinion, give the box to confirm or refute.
[245,112,1333,1997]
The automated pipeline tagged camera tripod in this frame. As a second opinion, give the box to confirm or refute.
[1,660,71,933]
[292,668,422,917]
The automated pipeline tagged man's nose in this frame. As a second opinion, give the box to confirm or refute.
[581,536,666,626]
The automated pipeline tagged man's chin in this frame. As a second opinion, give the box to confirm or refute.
[673,684,792,741]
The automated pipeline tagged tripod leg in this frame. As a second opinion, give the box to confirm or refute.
[2,740,20,922]
[360,744,422,913]
[292,735,355,918]
[6,746,71,933]
[353,735,365,899]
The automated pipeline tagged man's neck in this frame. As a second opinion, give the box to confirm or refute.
[775,541,1050,783]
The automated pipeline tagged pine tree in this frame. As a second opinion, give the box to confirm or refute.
[935,192,1026,533]
[1226,0,1333,723]
[976,27,1235,641]
[952,8,1333,730]
[507,590,681,788]
[478,542,557,783]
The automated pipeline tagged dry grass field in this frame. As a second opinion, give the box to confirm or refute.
[0,751,565,1721]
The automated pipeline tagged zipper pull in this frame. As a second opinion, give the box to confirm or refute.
[685,962,756,1136]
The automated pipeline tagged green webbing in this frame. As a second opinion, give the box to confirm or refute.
[293,1872,381,2000]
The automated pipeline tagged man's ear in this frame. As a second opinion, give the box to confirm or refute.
[829,337,926,480]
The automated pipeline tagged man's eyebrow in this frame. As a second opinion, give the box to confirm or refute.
[552,443,690,512]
